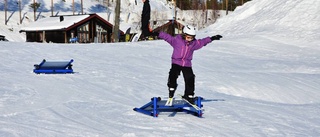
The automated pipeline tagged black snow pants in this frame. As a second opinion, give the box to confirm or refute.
[167,64,195,96]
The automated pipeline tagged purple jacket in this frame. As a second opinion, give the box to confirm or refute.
[159,32,212,67]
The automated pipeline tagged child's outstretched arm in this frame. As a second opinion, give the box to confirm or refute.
[153,32,175,45]
[193,35,223,50]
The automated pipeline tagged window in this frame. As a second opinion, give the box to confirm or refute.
[78,22,90,43]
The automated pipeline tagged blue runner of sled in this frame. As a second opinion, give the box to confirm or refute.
[33,59,74,74]
[133,97,203,117]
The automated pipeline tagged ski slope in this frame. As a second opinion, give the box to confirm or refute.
[1,0,320,136]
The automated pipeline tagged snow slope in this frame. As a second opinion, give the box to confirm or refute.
[203,0,320,41]
[1,0,320,136]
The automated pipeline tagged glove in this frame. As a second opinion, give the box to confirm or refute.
[210,35,222,41]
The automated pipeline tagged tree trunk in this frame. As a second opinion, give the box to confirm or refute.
[5,0,7,25]
[226,0,228,15]
[81,0,84,14]
[113,0,121,42]
[34,0,36,21]
[19,0,22,23]
[51,0,53,16]
[73,0,75,15]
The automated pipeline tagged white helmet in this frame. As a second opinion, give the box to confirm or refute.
[183,25,196,36]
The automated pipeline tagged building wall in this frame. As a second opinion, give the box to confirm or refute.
[46,31,65,43]
[23,15,124,43]
[153,21,184,37]
[26,31,65,43]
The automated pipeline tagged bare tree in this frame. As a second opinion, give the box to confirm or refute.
[4,0,7,25]
[226,0,228,15]
[72,0,75,15]
[103,0,111,7]
[51,0,54,16]
[18,0,22,24]
[205,0,219,26]
[113,0,120,42]
[81,0,84,14]
[30,0,41,21]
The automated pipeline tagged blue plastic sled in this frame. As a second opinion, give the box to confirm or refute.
[133,97,203,117]
[33,59,74,74]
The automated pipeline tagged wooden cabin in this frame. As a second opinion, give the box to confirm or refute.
[20,14,124,43]
[152,20,185,36]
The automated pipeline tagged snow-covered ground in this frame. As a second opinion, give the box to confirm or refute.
[1,0,320,136]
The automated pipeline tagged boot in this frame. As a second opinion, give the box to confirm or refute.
[168,88,176,98]
[182,95,195,105]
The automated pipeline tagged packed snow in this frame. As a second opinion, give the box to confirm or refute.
[0,0,320,136]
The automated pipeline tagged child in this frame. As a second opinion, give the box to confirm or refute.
[154,25,222,104]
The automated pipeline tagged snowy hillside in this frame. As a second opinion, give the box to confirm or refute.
[199,0,320,104]
[203,0,320,41]
[1,0,320,136]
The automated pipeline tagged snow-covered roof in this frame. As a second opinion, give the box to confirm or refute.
[20,15,90,31]
[20,14,127,34]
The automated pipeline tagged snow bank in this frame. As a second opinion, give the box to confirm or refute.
[202,0,320,41]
